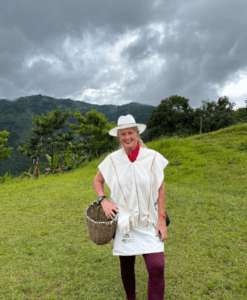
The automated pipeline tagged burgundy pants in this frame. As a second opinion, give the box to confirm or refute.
[119,252,165,300]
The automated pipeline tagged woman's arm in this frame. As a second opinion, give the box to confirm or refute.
[93,171,119,217]
[94,170,106,197]
[157,181,166,221]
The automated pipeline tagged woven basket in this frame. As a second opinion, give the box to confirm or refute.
[85,201,118,245]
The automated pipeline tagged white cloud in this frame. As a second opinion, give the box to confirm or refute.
[215,69,247,109]
[25,55,60,69]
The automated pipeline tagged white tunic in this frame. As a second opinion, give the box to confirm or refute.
[110,197,165,256]
[98,147,169,256]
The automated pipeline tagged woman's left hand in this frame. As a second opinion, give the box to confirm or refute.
[156,218,167,242]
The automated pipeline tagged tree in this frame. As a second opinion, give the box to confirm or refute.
[191,96,236,134]
[212,96,236,129]
[144,95,194,141]
[17,105,84,179]
[67,109,118,160]
[234,100,247,123]
[0,131,14,182]
[0,131,13,160]
[1,106,118,181]
[192,100,214,134]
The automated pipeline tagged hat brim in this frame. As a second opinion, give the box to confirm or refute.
[109,123,146,137]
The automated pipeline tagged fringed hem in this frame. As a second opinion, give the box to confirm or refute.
[118,214,158,235]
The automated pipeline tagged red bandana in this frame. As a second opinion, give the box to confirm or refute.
[127,144,140,162]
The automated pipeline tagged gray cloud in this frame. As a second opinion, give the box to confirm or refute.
[0,0,247,109]
[133,0,247,108]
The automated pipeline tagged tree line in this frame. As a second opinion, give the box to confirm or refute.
[0,107,119,181]
[142,95,246,142]
[0,95,246,182]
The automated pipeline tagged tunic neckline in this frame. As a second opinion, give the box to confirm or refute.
[122,146,143,163]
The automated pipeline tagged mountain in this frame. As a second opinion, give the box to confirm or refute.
[0,95,156,178]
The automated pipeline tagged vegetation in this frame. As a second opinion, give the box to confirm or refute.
[0,95,155,178]
[144,95,194,140]
[67,109,119,160]
[0,107,118,182]
[0,95,246,178]
[233,100,247,123]
[0,123,246,299]
[144,95,240,142]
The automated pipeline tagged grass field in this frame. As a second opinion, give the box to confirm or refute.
[0,123,247,299]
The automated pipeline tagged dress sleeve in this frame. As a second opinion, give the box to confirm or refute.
[98,154,114,191]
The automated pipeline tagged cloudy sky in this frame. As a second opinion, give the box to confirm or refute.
[1,0,247,109]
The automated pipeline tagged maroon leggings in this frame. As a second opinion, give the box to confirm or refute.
[119,252,165,300]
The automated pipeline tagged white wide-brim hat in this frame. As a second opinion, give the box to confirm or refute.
[109,114,146,137]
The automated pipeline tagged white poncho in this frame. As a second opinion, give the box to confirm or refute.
[98,147,169,235]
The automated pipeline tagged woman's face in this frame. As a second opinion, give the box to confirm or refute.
[119,127,139,151]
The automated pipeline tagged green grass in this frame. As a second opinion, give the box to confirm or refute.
[0,123,247,299]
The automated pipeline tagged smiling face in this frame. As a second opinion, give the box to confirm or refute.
[118,127,139,154]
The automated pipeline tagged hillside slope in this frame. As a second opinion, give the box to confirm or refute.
[0,123,246,299]
[149,123,247,196]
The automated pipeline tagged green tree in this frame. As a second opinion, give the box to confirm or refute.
[17,106,84,179]
[0,131,13,160]
[144,95,194,141]
[192,100,214,134]
[192,96,236,133]
[0,131,14,181]
[212,96,236,129]
[67,109,118,160]
[234,100,247,123]
[1,106,118,181]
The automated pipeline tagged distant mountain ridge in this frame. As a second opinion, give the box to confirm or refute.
[0,94,156,177]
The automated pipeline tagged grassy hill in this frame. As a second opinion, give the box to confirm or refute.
[0,124,247,299]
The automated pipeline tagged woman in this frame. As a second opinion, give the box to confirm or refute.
[94,114,169,300]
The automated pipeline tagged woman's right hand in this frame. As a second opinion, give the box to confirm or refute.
[101,199,119,219]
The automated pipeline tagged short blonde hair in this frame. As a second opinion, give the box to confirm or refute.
[117,126,147,148]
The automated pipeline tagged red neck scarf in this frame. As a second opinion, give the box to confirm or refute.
[127,143,140,162]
